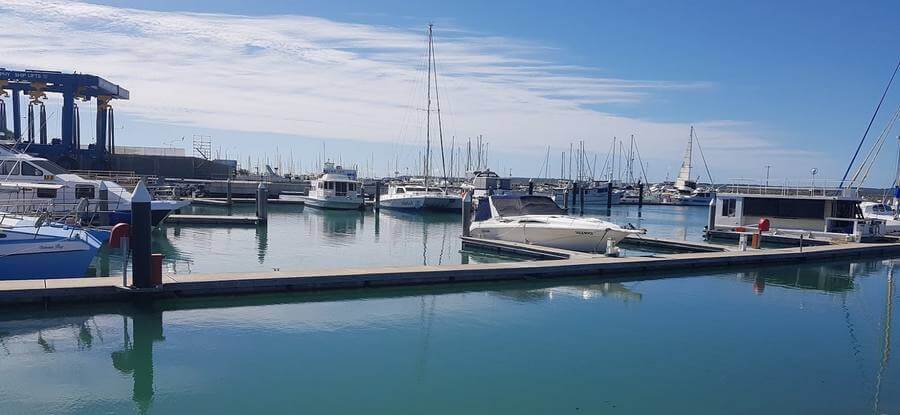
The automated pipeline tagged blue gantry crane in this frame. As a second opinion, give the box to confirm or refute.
[0,68,129,168]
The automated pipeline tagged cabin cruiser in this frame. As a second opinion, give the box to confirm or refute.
[0,146,188,226]
[860,201,900,234]
[379,183,462,211]
[0,212,102,279]
[302,165,364,210]
[469,195,644,253]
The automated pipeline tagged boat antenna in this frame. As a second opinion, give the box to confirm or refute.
[840,57,900,188]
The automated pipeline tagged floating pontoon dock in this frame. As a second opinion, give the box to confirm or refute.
[1,239,899,307]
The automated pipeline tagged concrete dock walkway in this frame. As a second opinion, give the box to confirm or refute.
[1,240,899,307]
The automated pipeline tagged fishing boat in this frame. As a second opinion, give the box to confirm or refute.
[0,212,102,279]
[0,146,188,225]
[380,24,461,211]
[469,195,644,253]
[302,163,364,210]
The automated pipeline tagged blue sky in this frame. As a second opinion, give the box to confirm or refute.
[1,0,899,185]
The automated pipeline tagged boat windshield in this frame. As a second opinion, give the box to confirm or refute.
[405,186,426,192]
[30,160,68,175]
[492,196,565,217]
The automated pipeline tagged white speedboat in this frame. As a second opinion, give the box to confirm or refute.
[302,167,364,210]
[0,146,188,225]
[861,201,900,234]
[379,183,462,211]
[469,195,644,253]
[0,212,102,280]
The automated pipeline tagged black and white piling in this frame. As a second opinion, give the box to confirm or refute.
[579,186,585,215]
[638,182,644,217]
[571,182,578,211]
[256,183,268,222]
[130,179,153,289]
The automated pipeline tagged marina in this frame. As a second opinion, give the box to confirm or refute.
[0,2,899,414]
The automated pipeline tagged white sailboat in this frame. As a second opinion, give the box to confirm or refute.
[469,195,644,253]
[664,126,714,206]
[380,24,461,212]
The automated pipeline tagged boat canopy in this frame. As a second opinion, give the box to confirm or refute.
[491,195,565,217]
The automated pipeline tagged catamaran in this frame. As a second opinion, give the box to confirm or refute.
[469,195,644,253]
[0,145,188,225]
[379,24,461,212]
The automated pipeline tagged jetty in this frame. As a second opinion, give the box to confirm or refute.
[2,239,898,307]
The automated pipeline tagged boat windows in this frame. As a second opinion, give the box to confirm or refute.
[743,197,824,219]
[30,160,68,175]
[318,182,324,189]
[20,162,42,177]
[406,186,426,192]
[75,186,95,199]
[492,196,565,217]
[428,188,443,193]
[36,188,57,198]
[721,199,736,217]
[334,182,348,196]
[325,182,334,190]
[348,183,357,192]
[0,161,21,176]
[395,188,405,194]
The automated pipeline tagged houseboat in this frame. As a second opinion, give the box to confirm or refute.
[706,188,885,244]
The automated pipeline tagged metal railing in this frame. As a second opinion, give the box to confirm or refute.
[718,178,857,198]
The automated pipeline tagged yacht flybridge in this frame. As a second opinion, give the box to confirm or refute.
[0,146,188,226]
[469,195,644,253]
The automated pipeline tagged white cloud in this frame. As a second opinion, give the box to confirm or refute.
[0,0,822,179]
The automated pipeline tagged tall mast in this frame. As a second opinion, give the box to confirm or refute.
[424,24,433,185]
[428,24,448,183]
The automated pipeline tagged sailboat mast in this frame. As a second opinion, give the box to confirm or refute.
[688,126,694,180]
[428,24,448,183]
[424,24,433,186]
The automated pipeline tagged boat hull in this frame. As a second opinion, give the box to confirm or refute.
[380,194,461,211]
[470,220,634,253]
[302,196,364,210]
[0,227,101,280]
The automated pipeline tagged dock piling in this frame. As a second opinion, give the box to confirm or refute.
[563,189,569,210]
[130,180,152,289]
[256,183,268,223]
[462,191,472,237]
[579,186,585,216]
[571,182,578,211]
[527,180,534,195]
[638,182,644,216]
[99,181,109,226]
[375,181,381,211]
[707,198,716,233]
[226,178,233,206]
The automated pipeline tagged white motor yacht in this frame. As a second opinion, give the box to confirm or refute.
[302,169,364,210]
[379,183,461,211]
[861,201,900,234]
[0,146,188,225]
[469,195,644,253]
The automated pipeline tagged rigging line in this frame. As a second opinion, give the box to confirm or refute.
[857,106,900,186]
[848,104,900,187]
[692,128,715,186]
[841,56,900,188]
[633,138,650,184]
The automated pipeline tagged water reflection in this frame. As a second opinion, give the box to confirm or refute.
[0,258,896,414]
[255,224,268,264]
[110,305,164,415]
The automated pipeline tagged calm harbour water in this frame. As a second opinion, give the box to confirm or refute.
[89,203,709,276]
[0,258,896,414]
